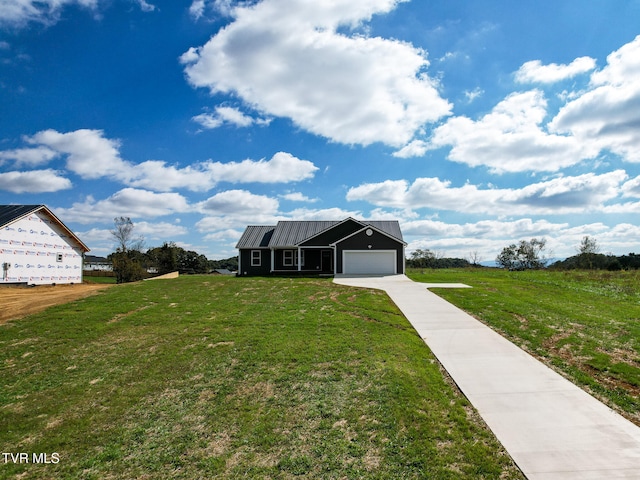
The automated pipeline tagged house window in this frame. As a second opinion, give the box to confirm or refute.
[283,250,294,266]
[283,250,304,267]
[251,250,261,266]
[56,253,63,262]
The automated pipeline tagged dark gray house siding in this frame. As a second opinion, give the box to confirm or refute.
[299,219,362,246]
[238,248,271,276]
[236,225,274,276]
[334,227,405,274]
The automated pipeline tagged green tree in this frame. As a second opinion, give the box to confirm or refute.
[150,242,179,274]
[408,249,436,268]
[496,238,548,270]
[110,252,147,284]
[110,217,146,283]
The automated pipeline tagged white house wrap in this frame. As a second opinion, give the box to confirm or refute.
[0,205,90,285]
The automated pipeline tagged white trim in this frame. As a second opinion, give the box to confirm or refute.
[283,249,294,266]
[251,250,262,266]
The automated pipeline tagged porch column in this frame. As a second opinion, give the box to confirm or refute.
[271,248,275,272]
[298,246,302,271]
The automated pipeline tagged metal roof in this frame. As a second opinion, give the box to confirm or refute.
[0,204,90,252]
[235,225,275,248]
[366,221,404,241]
[268,220,340,247]
[240,219,403,248]
[237,219,404,250]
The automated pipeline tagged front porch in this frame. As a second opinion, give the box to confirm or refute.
[270,247,334,274]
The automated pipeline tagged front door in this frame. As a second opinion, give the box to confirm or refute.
[321,250,333,273]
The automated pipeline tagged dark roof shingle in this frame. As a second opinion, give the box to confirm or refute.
[0,205,42,229]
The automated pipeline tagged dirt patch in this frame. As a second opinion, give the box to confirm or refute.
[0,283,112,324]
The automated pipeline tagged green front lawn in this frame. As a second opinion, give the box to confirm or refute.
[0,276,522,479]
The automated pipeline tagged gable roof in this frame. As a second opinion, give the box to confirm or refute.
[269,220,340,247]
[0,204,90,252]
[0,205,42,228]
[236,218,404,249]
[235,225,275,249]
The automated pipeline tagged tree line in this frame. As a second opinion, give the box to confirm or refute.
[410,236,640,271]
[497,235,640,271]
[109,217,237,283]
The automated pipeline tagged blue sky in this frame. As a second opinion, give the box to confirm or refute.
[2,0,640,263]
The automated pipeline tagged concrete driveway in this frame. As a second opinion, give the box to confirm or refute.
[334,274,640,479]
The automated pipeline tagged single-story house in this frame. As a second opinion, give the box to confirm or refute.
[84,255,112,271]
[0,205,90,285]
[236,217,406,276]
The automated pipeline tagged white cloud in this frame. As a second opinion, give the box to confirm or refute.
[549,35,640,163]
[515,56,596,84]
[402,218,640,261]
[621,176,640,198]
[181,0,450,147]
[134,221,188,239]
[5,129,318,191]
[347,170,628,215]
[287,207,362,221]
[464,87,484,102]
[425,37,640,173]
[196,204,362,237]
[27,129,130,180]
[125,160,220,192]
[189,0,206,19]
[403,218,568,238]
[192,106,270,129]
[76,221,187,254]
[393,140,428,158]
[0,169,71,193]
[198,189,279,215]
[429,90,597,173]
[279,192,318,203]
[134,0,155,12]
[0,146,58,166]
[0,0,98,27]
[203,228,243,242]
[57,188,191,224]
[204,152,318,185]
[189,0,233,20]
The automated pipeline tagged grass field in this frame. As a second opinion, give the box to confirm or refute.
[408,268,640,425]
[82,275,117,284]
[0,276,523,479]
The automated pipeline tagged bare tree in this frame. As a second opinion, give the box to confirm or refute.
[468,250,483,266]
[111,216,144,253]
[577,236,600,255]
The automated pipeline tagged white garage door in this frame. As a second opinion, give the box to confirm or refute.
[343,250,397,275]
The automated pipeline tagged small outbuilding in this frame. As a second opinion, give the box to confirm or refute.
[236,217,406,276]
[0,205,90,285]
